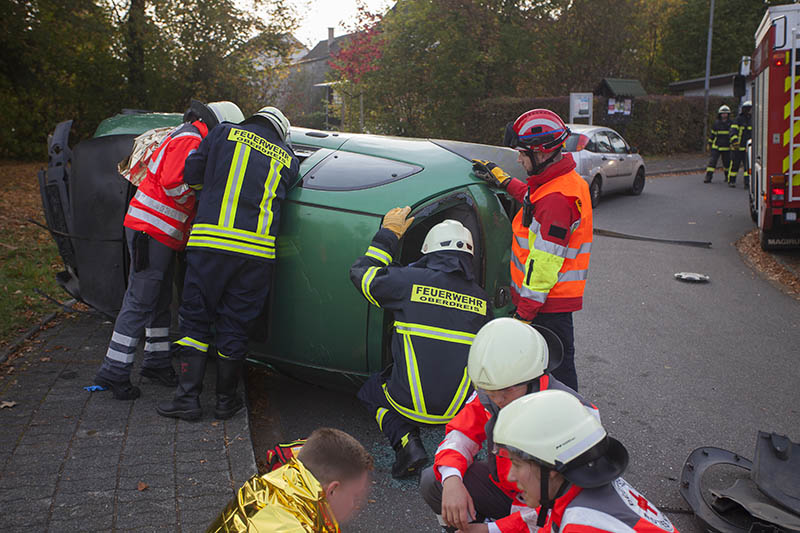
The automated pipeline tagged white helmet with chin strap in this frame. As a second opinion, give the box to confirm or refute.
[186,100,244,129]
[718,104,731,115]
[493,390,629,527]
[251,106,291,143]
[467,318,564,390]
[421,219,474,255]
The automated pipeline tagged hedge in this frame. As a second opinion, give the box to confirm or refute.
[464,94,740,156]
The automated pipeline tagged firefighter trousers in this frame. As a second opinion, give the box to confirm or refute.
[727,150,749,186]
[705,149,730,181]
[419,462,513,523]
[533,312,578,391]
[358,370,423,448]
[96,228,175,382]
[177,250,272,361]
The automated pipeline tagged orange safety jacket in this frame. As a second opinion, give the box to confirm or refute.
[508,156,593,319]
[124,120,208,250]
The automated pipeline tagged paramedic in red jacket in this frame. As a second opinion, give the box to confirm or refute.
[93,101,244,400]
[493,390,679,533]
[419,318,597,533]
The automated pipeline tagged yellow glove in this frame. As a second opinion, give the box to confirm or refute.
[382,206,415,239]
[471,159,511,189]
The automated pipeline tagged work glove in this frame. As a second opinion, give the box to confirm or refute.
[512,312,532,325]
[471,159,511,189]
[382,206,414,239]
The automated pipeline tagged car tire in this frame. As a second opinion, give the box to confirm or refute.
[629,167,645,195]
[590,176,601,208]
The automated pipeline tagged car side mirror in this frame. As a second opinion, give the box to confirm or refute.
[629,146,638,154]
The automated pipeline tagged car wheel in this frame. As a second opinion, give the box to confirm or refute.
[590,176,601,208]
[629,167,645,195]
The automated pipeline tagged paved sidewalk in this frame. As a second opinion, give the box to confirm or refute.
[0,313,256,532]
[646,152,708,176]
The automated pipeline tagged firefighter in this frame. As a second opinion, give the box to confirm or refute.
[704,104,733,183]
[471,109,593,392]
[493,390,679,533]
[156,106,299,420]
[93,100,244,400]
[351,209,491,479]
[419,318,597,533]
[208,427,373,532]
[727,101,752,189]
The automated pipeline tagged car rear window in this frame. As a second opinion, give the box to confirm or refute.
[301,151,423,191]
[565,133,590,152]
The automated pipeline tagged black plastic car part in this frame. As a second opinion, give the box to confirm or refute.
[711,479,800,532]
[753,432,800,515]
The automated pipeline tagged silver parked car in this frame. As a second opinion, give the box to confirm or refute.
[565,124,646,207]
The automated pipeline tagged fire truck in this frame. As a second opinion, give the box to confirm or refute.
[750,4,800,250]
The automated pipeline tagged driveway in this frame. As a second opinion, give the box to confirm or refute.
[256,173,800,532]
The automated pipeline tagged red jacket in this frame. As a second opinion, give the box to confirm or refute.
[506,154,591,320]
[542,479,679,533]
[433,375,598,533]
[124,121,208,249]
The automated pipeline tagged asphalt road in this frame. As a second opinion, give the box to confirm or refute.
[257,173,800,532]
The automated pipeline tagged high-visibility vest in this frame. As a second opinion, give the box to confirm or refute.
[510,170,593,311]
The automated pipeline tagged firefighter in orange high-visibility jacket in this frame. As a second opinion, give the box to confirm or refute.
[493,391,679,533]
[93,101,245,401]
[419,318,598,533]
[350,209,491,479]
[156,106,299,421]
[471,109,593,392]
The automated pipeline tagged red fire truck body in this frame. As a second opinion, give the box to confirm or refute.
[750,5,800,250]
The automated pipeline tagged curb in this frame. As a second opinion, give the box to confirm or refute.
[648,167,707,177]
[0,310,60,365]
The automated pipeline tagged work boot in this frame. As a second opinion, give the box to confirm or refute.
[156,347,206,421]
[214,357,244,420]
[704,172,712,183]
[94,375,140,401]
[391,430,428,479]
[140,365,178,387]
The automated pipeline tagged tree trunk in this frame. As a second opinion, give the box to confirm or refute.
[127,0,146,107]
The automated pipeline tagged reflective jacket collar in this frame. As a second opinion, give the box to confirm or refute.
[191,120,209,138]
[526,153,577,190]
[547,484,583,532]
[410,250,475,281]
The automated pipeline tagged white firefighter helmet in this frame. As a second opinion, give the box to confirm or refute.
[207,101,245,125]
[493,390,628,488]
[742,100,752,108]
[252,106,291,143]
[187,100,244,129]
[468,318,563,390]
[718,104,731,114]
[420,219,474,255]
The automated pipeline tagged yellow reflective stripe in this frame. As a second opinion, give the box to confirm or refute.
[176,336,208,352]
[218,351,231,359]
[393,321,476,345]
[219,143,251,227]
[188,183,203,190]
[365,246,392,266]
[403,333,427,414]
[186,235,275,259]
[375,407,388,431]
[382,383,456,424]
[256,159,283,236]
[525,232,565,292]
[360,266,381,307]
[191,223,275,246]
[443,367,471,418]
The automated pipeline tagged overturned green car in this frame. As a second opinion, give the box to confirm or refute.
[39,111,522,388]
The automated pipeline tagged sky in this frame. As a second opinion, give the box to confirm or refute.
[285,0,395,48]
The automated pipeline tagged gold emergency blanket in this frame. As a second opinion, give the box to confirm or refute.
[207,458,339,533]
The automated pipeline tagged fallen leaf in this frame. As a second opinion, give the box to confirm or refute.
[40,357,51,362]
[199,459,207,464]
[1,401,18,409]
[137,482,148,491]
[211,421,219,427]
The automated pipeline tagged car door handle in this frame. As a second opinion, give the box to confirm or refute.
[601,156,608,161]
[618,157,625,161]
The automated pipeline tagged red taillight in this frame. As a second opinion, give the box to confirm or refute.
[774,51,787,67]
[772,187,785,206]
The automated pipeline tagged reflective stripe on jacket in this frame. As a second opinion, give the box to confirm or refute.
[123,121,208,249]
[433,375,597,533]
[510,168,593,319]
[709,118,732,150]
[542,479,679,533]
[349,228,491,425]
[207,458,339,533]
[730,114,751,151]
[183,120,299,262]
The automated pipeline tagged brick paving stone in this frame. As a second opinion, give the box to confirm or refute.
[57,476,117,494]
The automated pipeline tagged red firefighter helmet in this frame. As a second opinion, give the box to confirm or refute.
[504,109,570,153]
